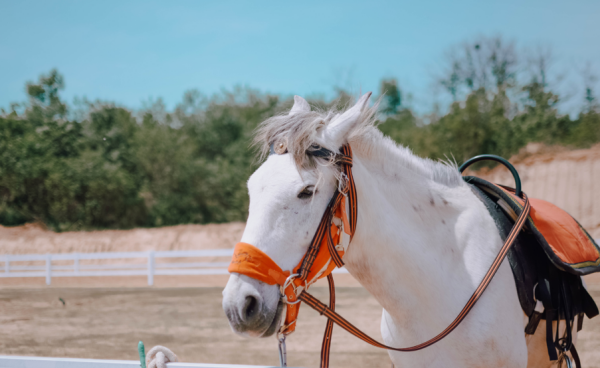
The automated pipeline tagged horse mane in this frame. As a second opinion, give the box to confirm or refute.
[253,101,464,188]
[353,129,464,188]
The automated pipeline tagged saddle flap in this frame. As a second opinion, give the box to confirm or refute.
[528,198,600,268]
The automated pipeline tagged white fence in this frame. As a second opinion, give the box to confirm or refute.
[0,249,232,285]
[0,355,283,368]
[0,249,348,285]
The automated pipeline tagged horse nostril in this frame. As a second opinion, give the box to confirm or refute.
[242,295,260,322]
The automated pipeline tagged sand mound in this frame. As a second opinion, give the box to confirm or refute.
[0,222,245,255]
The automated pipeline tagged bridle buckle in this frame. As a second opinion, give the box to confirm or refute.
[338,172,349,196]
[281,273,301,305]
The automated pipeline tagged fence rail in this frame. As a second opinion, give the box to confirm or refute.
[0,249,348,285]
[0,355,283,368]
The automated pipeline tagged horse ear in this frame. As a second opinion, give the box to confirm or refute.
[289,95,310,115]
[325,92,372,147]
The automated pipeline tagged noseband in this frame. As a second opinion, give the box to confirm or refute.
[228,143,531,368]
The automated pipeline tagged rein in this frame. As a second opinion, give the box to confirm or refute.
[228,144,531,368]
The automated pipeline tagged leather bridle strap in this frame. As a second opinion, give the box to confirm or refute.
[320,274,336,368]
[305,189,530,357]
[298,145,357,279]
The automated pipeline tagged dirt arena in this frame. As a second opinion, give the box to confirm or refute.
[1,283,599,368]
[2,144,600,367]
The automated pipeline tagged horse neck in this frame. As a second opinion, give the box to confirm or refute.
[343,149,501,339]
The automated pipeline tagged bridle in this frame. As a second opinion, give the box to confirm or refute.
[228,143,531,368]
[229,144,356,341]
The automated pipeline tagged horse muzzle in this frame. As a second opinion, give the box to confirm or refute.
[222,273,283,337]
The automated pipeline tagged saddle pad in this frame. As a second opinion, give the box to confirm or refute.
[465,177,600,276]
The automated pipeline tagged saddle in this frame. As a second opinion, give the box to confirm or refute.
[467,176,599,361]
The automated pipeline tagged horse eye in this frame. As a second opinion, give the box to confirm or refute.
[297,186,315,199]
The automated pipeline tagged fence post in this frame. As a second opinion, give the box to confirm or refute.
[4,255,9,275]
[147,251,155,286]
[74,253,80,275]
[45,254,52,285]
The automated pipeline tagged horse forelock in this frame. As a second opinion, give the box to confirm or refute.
[253,98,463,188]
[253,101,378,170]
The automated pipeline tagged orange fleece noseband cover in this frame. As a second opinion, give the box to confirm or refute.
[228,199,348,335]
[228,242,291,286]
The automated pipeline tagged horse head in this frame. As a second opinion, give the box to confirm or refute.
[222,93,373,337]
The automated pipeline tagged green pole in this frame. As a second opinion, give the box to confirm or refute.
[138,341,146,368]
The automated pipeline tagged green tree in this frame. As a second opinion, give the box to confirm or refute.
[2,58,600,231]
[380,79,402,115]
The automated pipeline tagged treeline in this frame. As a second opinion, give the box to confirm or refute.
[379,38,600,162]
[1,37,598,231]
[0,72,279,230]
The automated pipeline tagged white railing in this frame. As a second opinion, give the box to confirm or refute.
[0,249,232,286]
[0,355,284,368]
[0,249,348,286]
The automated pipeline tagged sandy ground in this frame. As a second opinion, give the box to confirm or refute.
[0,287,389,368]
[1,284,599,368]
[0,273,362,289]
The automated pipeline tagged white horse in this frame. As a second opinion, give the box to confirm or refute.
[222,93,571,367]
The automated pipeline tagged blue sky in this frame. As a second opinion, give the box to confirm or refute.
[1,0,599,114]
